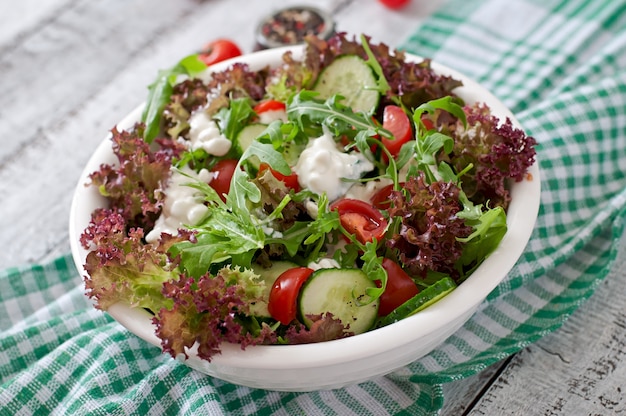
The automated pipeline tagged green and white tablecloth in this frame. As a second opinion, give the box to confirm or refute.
[2,0,626,414]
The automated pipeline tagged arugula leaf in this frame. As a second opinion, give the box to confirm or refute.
[287,91,392,139]
[360,34,393,99]
[214,97,256,141]
[172,136,300,276]
[456,206,507,280]
[411,97,466,184]
[258,120,309,157]
[360,240,386,301]
[169,167,263,277]
[333,242,360,268]
[351,129,382,171]
[456,190,485,221]
[394,141,416,171]
[413,132,454,183]
[302,194,339,245]
[302,195,341,261]
[413,96,467,128]
[170,205,266,278]
[259,120,287,148]
[142,54,207,143]
[176,170,224,206]
[268,195,340,259]
[274,222,311,257]
[227,139,292,210]
[243,140,291,176]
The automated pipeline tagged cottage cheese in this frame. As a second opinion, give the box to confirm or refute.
[145,166,212,243]
[294,131,373,201]
[187,111,232,156]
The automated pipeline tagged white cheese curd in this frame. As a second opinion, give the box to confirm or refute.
[187,111,232,156]
[258,109,287,124]
[262,225,283,239]
[304,198,319,219]
[294,131,374,201]
[345,178,394,202]
[145,166,212,243]
[307,257,341,271]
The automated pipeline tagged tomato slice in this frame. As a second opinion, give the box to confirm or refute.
[258,163,300,192]
[421,115,435,131]
[330,198,388,244]
[370,183,405,210]
[377,258,420,317]
[381,105,413,158]
[268,267,314,325]
[198,39,242,66]
[209,159,239,201]
[253,99,286,114]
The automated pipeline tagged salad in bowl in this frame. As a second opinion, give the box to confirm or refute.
[71,33,539,390]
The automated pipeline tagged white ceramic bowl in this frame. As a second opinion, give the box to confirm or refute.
[69,46,541,392]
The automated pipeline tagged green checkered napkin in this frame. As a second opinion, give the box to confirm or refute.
[2,0,626,414]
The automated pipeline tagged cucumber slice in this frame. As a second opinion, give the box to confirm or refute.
[249,261,297,318]
[298,268,379,335]
[282,140,305,166]
[235,123,268,163]
[313,55,380,115]
[377,277,457,328]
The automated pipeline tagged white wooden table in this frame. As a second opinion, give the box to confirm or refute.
[2,0,625,413]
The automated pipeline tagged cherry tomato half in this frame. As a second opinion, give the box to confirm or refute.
[253,99,286,114]
[198,39,242,66]
[378,0,411,10]
[268,267,314,325]
[209,159,239,201]
[381,105,413,158]
[370,183,405,210]
[377,258,420,317]
[421,115,435,131]
[258,163,300,192]
[330,198,388,244]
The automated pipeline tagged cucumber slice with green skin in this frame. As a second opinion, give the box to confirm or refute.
[235,123,306,172]
[282,140,305,166]
[249,261,297,318]
[313,55,380,115]
[298,268,379,335]
[377,277,457,328]
[235,123,268,168]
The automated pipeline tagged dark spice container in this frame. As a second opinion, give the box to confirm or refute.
[255,6,335,50]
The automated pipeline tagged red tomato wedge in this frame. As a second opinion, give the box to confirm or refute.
[370,183,405,210]
[258,163,300,192]
[421,115,435,131]
[377,258,420,317]
[330,198,388,244]
[254,99,286,114]
[209,159,239,201]
[268,267,314,325]
[381,105,413,158]
[198,39,242,66]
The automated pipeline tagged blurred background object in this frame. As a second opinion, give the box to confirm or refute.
[254,5,335,50]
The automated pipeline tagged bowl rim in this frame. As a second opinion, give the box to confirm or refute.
[69,45,541,370]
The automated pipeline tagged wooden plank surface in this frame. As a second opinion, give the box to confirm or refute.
[458,233,626,415]
[0,0,444,268]
[2,1,625,414]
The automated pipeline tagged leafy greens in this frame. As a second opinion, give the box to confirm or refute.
[81,33,536,362]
